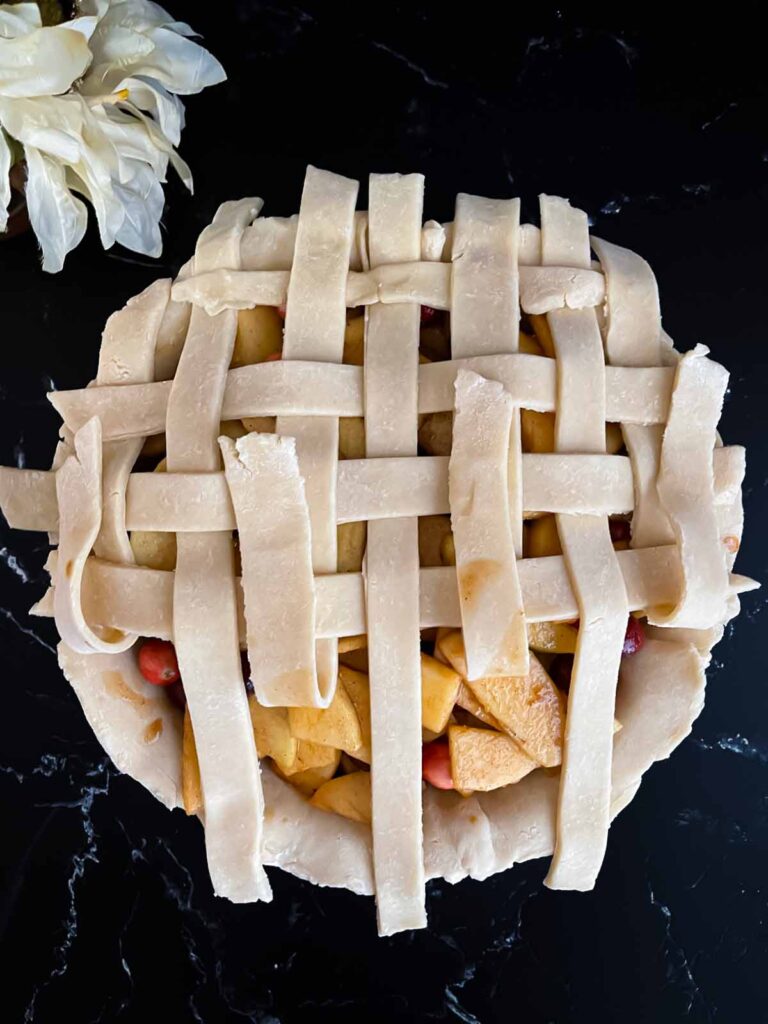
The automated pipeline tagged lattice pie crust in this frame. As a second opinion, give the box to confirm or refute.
[0,167,756,936]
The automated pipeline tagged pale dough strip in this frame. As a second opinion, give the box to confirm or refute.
[276,166,358,708]
[166,199,271,904]
[34,547,755,645]
[451,189,526,657]
[220,433,318,707]
[47,358,676,439]
[2,442,742,540]
[540,196,629,893]
[53,418,132,654]
[93,279,171,566]
[591,236,673,548]
[650,345,730,628]
[449,371,528,679]
[364,171,426,936]
[172,261,604,319]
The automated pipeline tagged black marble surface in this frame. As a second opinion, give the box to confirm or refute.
[1,4,767,1022]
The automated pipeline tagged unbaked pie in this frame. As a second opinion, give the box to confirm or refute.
[0,166,757,936]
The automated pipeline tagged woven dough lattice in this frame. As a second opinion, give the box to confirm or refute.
[0,166,755,936]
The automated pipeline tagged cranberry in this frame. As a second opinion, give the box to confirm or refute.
[623,616,645,656]
[276,302,286,319]
[138,639,180,686]
[549,654,574,692]
[422,739,454,790]
[166,680,187,711]
[609,519,631,544]
[264,351,281,362]
[420,305,438,325]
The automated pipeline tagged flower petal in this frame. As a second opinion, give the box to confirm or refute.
[0,126,12,232]
[0,26,93,97]
[0,95,84,162]
[24,145,88,272]
[113,161,164,256]
[0,3,42,39]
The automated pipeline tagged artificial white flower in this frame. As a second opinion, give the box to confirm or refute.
[0,0,225,270]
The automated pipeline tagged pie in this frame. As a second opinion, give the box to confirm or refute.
[0,167,756,936]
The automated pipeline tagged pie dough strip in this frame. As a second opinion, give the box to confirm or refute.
[239,216,551,275]
[591,236,674,548]
[448,193,527,682]
[53,418,134,654]
[166,198,272,904]
[649,345,730,628]
[449,371,528,678]
[93,279,171,567]
[220,433,317,705]
[48,358,676,438]
[540,196,629,892]
[1,445,740,535]
[171,262,605,319]
[518,266,605,314]
[450,194,524,567]
[35,547,754,643]
[338,453,633,522]
[364,172,426,936]
[276,166,359,707]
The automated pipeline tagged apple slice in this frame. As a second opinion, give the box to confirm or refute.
[524,514,562,558]
[466,657,565,767]
[418,514,453,567]
[338,634,367,654]
[455,681,504,729]
[526,621,578,654]
[342,315,364,365]
[520,409,555,453]
[284,740,341,775]
[310,770,372,824]
[418,411,453,456]
[518,331,544,356]
[339,417,366,459]
[289,682,362,751]
[278,759,339,796]
[420,653,461,734]
[448,725,537,792]
[337,520,367,572]
[341,658,462,754]
[438,630,565,767]
[130,456,177,570]
[339,646,369,673]
[248,697,298,774]
[182,706,203,816]
[339,665,372,762]
[231,306,282,366]
[528,312,556,356]
[435,628,469,676]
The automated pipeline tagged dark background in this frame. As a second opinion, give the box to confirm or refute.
[1,3,767,1022]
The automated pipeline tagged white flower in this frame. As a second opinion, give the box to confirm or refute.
[0,0,225,271]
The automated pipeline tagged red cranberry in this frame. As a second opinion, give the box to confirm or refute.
[138,639,180,686]
[609,519,631,544]
[623,616,645,656]
[422,739,454,790]
[420,305,438,325]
